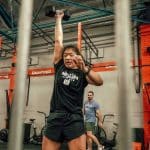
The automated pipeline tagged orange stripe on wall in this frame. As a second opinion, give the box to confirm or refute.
[0,61,117,78]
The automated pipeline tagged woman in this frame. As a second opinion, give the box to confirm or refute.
[42,11,103,150]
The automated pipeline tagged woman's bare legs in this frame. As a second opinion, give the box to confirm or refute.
[68,134,86,150]
[42,136,61,150]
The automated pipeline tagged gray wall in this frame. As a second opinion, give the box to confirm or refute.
[0,25,143,137]
[0,58,142,137]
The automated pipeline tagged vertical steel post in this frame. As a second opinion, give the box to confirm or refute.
[7,0,33,150]
[114,0,133,150]
[133,22,141,93]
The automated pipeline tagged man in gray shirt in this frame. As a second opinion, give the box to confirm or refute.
[84,90,103,150]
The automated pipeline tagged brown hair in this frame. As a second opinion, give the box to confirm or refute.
[88,90,94,95]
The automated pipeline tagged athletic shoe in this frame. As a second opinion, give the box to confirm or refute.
[98,145,104,150]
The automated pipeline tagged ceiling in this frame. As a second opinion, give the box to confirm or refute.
[0,0,148,60]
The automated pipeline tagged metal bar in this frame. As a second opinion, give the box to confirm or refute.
[133,22,141,93]
[0,4,16,28]
[32,27,51,43]
[26,76,31,106]
[9,0,15,29]
[32,23,54,46]
[33,0,46,21]
[9,0,17,46]
[85,43,88,62]
[5,90,10,129]
[5,12,111,34]
[102,0,106,8]
[3,3,145,34]
[1,5,146,39]
[0,31,14,42]
[14,1,54,46]
[2,43,13,49]
[82,36,97,56]
[49,0,113,14]
[114,0,132,150]
[89,56,104,60]
[89,49,92,64]
[7,0,33,150]
[82,29,98,56]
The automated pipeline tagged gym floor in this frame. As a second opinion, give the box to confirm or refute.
[0,142,101,150]
[0,143,41,150]
[0,142,69,150]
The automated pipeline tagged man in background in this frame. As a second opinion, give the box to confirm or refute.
[84,90,103,150]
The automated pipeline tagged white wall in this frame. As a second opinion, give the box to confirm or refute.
[0,79,9,129]
[0,66,143,135]
[84,69,143,138]
[24,76,53,133]
[0,25,143,138]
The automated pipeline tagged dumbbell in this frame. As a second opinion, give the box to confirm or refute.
[45,6,71,21]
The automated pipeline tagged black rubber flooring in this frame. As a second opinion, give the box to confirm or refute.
[0,142,69,150]
[0,143,41,150]
[0,141,115,150]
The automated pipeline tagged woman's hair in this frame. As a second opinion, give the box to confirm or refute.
[62,45,83,57]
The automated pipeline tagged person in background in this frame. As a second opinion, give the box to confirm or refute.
[84,90,103,150]
[42,11,103,150]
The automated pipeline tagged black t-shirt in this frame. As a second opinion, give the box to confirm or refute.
[50,59,88,113]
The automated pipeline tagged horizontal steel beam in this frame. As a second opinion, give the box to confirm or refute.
[49,0,113,15]
[0,4,16,28]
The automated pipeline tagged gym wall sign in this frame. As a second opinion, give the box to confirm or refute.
[28,68,55,77]
[0,75,9,79]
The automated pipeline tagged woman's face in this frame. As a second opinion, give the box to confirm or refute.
[63,48,78,69]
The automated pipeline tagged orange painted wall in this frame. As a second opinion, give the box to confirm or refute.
[140,24,150,148]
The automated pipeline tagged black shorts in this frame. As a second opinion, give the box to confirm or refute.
[44,111,85,142]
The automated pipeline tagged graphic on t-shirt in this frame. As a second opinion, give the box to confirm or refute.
[62,71,79,86]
